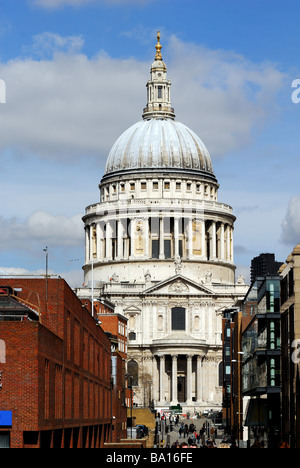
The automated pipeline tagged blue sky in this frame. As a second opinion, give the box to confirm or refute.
[1,0,300,287]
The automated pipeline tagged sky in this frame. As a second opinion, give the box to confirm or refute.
[1,0,300,288]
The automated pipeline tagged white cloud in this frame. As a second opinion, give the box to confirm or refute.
[26,32,85,58]
[0,34,285,165]
[0,210,83,251]
[281,196,300,245]
[167,36,285,157]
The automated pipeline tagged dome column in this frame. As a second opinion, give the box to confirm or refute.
[85,226,90,263]
[96,222,104,261]
[174,216,180,258]
[159,217,165,260]
[116,219,124,260]
[105,220,113,261]
[201,219,207,260]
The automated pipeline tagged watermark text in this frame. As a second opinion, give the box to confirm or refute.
[0,78,6,104]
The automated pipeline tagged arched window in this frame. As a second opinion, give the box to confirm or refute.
[0,340,6,363]
[128,360,138,386]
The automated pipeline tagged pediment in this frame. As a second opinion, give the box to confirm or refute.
[123,305,141,314]
[144,274,213,296]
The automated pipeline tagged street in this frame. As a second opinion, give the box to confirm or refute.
[154,416,227,448]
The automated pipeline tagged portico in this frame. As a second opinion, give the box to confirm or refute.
[154,352,212,408]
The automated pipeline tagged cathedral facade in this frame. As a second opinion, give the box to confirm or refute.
[78,33,248,413]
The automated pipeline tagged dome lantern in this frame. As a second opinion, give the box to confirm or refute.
[142,31,175,121]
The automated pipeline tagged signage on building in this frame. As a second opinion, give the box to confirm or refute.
[0,411,12,427]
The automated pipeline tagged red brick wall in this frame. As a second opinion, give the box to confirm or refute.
[0,278,124,448]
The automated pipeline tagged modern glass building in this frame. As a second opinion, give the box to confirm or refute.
[242,275,281,448]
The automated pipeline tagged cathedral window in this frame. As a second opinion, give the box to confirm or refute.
[128,360,138,386]
[129,332,136,341]
[171,307,186,331]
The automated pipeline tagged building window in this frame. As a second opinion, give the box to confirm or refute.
[141,182,147,190]
[128,360,138,386]
[130,183,135,191]
[171,307,186,331]
[164,239,172,259]
[176,182,181,190]
[158,86,162,99]
[153,181,159,190]
[164,181,170,190]
[129,332,136,341]
[152,239,159,259]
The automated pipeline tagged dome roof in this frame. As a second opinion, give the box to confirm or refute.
[104,118,216,180]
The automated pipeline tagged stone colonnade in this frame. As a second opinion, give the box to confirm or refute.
[85,216,234,264]
[153,353,217,407]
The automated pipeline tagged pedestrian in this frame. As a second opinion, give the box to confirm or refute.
[180,442,189,448]
[179,427,183,439]
[196,432,200,445]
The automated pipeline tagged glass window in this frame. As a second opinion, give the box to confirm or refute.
[158,86,162,99]
[172,307,186,331]
[152,240,159,259]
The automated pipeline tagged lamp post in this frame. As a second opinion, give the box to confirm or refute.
[231,352,244,447]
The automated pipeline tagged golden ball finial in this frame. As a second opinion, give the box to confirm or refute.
[155,31,162,61]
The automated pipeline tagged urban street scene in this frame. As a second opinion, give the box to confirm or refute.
[1,0,300,452]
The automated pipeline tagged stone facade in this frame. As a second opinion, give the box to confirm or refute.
[77,33,248,413]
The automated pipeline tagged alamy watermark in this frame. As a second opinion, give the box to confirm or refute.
[0,78,6,104]
[291,79,300,104]
[291,339,300,363]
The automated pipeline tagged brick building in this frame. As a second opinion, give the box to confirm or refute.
[0,277,127,448]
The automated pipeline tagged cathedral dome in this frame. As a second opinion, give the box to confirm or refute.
[102,31,216,183]
[104,118,215,180]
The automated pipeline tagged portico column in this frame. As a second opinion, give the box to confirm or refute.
[159,355,165,404]
[186,355,193,405]
[171,355,178,405]
[196,355,203,403]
